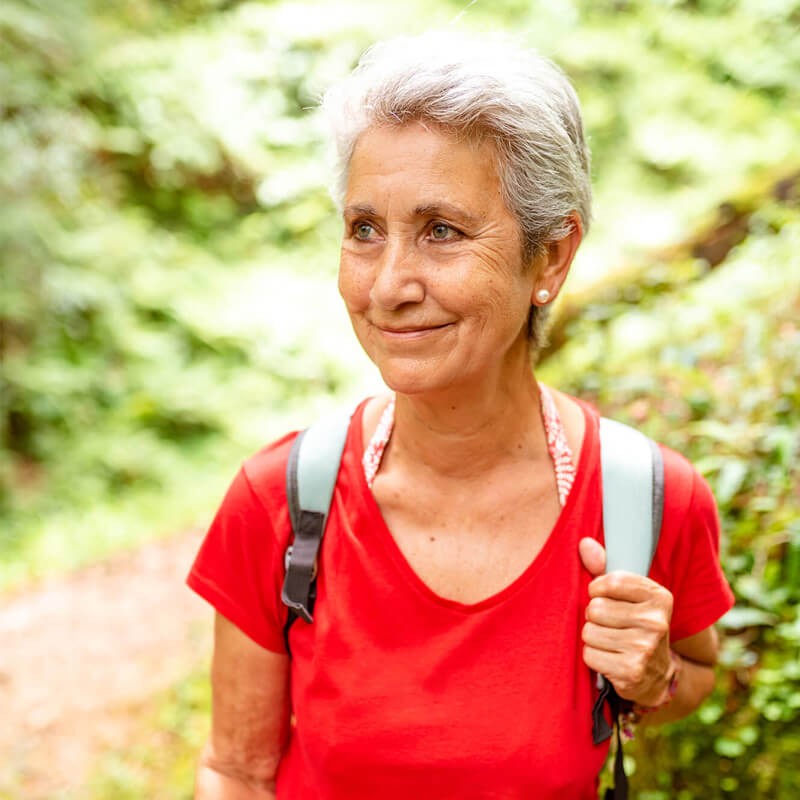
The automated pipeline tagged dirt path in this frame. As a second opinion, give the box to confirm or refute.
[0,530,213,799]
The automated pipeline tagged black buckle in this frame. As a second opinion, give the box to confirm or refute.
[281,546,316,623]
[284,545,318,580]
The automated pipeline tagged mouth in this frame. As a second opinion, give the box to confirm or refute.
[375,322,454,339]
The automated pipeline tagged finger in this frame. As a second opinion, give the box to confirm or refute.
[585,596,641,628]
[581,621,630,652]
[588,570,661,603]
[587,596,672,638]
[582,644,626,679]
[582,645,648,702]
[578,537,606,578]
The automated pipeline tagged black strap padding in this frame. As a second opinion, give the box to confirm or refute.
[595,682,631,800]
[283,608,298,653]
[611,716,628,800]
[603,710,629,800]
[592,678,614,746]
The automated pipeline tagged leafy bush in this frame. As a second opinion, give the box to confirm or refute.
[1,1,799,796]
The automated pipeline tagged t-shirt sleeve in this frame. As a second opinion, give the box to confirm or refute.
[187,466,288,654]
[663,467,735,642]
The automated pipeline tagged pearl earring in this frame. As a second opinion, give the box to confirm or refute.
[535,289,551,304]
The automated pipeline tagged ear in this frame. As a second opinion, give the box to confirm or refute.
[530,212,583,305]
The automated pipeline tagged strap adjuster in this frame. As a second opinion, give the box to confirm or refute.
[281,545,316,624]
[284,545,318,581]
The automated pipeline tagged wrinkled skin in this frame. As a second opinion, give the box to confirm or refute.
[338,123,563,397]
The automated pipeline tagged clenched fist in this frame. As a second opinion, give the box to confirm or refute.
[579,537,676,708]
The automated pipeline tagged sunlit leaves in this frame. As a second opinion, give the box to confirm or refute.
[1,1,799,794]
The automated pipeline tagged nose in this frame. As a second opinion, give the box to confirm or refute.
[369,235,425,311]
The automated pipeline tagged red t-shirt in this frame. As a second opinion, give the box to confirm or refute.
[188,397,734,799]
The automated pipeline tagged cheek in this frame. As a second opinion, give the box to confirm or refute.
[452,241,532,325]
[338,254,370,313]
[443,270,529,332]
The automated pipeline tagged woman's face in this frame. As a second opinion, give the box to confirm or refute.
[338,123,537,396]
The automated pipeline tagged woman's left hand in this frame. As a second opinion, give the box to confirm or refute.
[579,537,674,707]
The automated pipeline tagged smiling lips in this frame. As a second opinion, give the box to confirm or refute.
[375,322,454,339]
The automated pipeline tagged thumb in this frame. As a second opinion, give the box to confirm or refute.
[579,537,606,578]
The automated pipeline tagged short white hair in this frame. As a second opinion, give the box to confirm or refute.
[321,30,592,347]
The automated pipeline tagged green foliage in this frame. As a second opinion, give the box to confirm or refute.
[1,0,799,797]
[1,0,379,583]
[541,204,800,797]
[3,0,799,583]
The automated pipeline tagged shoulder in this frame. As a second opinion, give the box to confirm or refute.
[651,443,733,638]
[200,430,301,555]
[241,430,300,512]
[558,391,719,539]
[658,443,717,529]
[242,397,372,510]
[562,391,714,520]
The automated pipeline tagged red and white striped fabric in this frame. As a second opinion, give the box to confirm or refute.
[362,386,577,507]
[539,384,577,507]
[362,394,396,489]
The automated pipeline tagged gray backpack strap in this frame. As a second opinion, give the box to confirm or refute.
[592,416,666,800]
[281,405,355,636]
[599,416,664,575]
[592,417,664,800]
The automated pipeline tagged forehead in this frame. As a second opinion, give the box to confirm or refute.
[345,123,509,220]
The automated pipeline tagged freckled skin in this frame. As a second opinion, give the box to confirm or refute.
[338,124,538,396]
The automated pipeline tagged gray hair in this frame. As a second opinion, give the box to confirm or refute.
[321,31,592,348]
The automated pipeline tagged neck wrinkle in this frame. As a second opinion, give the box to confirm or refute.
[386,365,548,481]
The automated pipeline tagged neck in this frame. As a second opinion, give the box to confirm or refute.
[387,343,548,480]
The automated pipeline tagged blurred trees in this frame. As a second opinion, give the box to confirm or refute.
[1,0,799,797]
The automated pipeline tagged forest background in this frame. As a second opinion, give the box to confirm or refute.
[1,0,799,797]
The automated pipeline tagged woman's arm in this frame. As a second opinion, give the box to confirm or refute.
[636,625,719,725]
[195,613,291,799]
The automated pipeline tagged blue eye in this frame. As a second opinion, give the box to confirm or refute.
[354,222,375,240]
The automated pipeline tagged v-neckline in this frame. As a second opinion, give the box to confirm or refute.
[346,397,598,615]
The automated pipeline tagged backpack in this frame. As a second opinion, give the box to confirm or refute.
[281,403,665,800]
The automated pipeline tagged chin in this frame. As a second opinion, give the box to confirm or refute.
[375,359,463,397]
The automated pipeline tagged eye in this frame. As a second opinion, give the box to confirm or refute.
[353,222,376,241]
[430,222,459,241]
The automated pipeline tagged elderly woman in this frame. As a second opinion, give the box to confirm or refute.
[188,32,734,800]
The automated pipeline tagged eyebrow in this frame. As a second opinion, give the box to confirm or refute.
[413,202,482,227]
[343,203,378,218]
[343,201,483,227]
